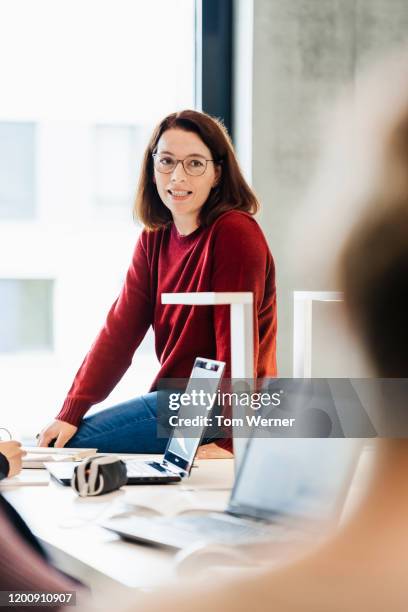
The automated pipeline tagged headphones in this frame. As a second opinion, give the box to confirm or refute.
[71,455,127,497]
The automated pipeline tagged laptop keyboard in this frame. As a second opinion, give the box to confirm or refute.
[103,513,298,548]
[125,460,168,478]
[170,514,280,540]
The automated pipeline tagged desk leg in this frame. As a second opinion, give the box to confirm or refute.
[230,303,254,471]
[293,297,313,378]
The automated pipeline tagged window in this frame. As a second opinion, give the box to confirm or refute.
[0,122,36,219]
[0,279,53,353]
[93,125,147,208]
[0,0,196,436]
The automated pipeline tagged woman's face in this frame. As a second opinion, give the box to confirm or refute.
[153,128,220,228]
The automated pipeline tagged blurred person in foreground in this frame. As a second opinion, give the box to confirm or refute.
[80,49,408,612]
[0,441,80,609]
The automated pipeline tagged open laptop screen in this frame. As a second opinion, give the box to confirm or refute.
[162,358,225,474]
[228,437,361,523]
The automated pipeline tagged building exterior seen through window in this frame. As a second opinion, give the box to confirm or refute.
[0,279,53,353]
[0,122,36,220]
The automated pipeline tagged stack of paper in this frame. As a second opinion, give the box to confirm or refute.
[0,471,50,487]
[22,447,98,469]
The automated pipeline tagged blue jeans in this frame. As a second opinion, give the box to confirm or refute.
[67,392,221,454]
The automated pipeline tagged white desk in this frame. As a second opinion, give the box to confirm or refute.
[3,447,373,592]
[3,457,235,590]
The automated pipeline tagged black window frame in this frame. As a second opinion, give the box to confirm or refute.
[195,0,233,140]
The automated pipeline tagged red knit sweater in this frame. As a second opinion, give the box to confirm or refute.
[57,211,277,434]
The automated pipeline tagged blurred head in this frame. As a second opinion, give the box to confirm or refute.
[134,110,259,230]
[335,51,408,377]
[338,200,408,377]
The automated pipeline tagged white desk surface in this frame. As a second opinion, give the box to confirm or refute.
[3,456,235,590]
[2,447,374,591]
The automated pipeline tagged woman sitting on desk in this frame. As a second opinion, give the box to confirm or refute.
[38,110,277,454]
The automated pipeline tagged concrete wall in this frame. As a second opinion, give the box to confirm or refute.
[244,0,408,376]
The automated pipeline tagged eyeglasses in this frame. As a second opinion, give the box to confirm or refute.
[152,153,218,177]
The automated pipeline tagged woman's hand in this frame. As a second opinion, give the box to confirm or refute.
[0,441,26,477]
[196,442,233,459]
[37,420,78,448]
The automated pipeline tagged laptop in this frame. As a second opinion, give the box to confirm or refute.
[101,434,361,548]
[46,357,225,486]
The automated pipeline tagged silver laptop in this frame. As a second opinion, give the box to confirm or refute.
[46,357,225,486]
[101,435,361,548]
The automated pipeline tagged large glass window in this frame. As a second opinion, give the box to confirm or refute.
[0,0,195,438]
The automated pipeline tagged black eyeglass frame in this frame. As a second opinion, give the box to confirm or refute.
[152,153,222,176]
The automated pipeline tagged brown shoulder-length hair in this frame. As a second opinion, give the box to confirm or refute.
[134,109,259,230]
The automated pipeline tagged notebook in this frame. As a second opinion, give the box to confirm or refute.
[22,447,97,469]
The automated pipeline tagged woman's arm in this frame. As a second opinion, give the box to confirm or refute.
[54,235,154,428]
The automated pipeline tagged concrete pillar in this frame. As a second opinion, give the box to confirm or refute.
[245,0,408,375]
